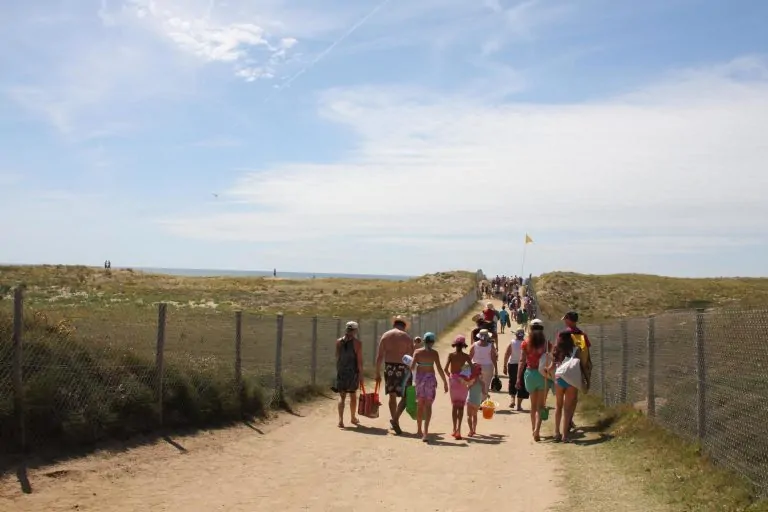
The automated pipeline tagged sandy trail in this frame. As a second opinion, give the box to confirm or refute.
[1,298,563,512]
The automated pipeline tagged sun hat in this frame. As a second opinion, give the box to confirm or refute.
[423,332,436,343]
[476,328,490,339]
[452,335,467,347]
[471,313,482,323]
[530,319,543,326]
[392,315,410,330]
[345,321,359,330]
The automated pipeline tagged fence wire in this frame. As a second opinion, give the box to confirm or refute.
[527,277,768,495]
[1,281,481,456]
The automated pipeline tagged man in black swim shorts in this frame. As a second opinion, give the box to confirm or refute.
[376,315,415,435]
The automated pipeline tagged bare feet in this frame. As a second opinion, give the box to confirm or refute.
[533,431,541,442]
[350,417,360,426]
[338,421,344,428]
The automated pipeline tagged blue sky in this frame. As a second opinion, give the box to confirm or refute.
[1,0,767,277]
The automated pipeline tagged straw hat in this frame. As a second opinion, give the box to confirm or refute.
[391,315,410,330]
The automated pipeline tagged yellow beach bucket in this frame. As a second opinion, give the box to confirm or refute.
[480,399,499,420]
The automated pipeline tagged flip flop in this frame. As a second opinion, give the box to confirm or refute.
[338,422,344,428]
[390,420,403,435]
[351,418,360,426]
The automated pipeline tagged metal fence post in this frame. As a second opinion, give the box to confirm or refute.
[310,317,318,386]
[619,319,628,403]
[695,309,706,440]
[646,316,656,418]
[418,315,423,337]
[372,321,379,366]
[336,317,341,340]
[275,314,284,404]
[12,287,26,453]
[234,311,242,406]
[155,303,167,426]
[599,324,606,401]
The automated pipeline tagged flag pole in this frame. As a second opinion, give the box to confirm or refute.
[521,241,527,277]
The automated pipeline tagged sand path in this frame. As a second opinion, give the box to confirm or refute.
[1,297,563,511]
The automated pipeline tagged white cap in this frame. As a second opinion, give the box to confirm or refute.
[530,319,543,326]
[345,321,359,330]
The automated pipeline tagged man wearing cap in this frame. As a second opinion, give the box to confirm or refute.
[376,315,415,435]
[334,321,364,428]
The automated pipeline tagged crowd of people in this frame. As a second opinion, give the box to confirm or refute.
[333,292,593,444]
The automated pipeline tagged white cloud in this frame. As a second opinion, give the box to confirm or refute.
[160,56,768,268]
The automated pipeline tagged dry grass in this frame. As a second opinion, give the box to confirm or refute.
[561,395,768,511]
[0,265,475,317]
[533,272,768,321]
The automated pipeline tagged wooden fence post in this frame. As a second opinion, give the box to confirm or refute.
[310,317,318,386]
[598,324,606,401]
[695,309,706,440]
[275,314,284,404]
[234,311,242,408]
[12,287,26,453]
[619,319,628,403]
[155,303,167,426]
[646,316,656,418]
[372,321,379,366]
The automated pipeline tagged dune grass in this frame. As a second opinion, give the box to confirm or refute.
[0,265,476,318]
[566,395,768,511]
[533,272,768,321]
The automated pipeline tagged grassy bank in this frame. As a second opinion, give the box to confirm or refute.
[560,395,768,511]
[533,272,768,321]
[0,266,478,462]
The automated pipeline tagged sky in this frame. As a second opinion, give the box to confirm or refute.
[1,0,767,278]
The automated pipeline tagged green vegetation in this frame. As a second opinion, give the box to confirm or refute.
[533,272,768,321]
[563,395,768,511]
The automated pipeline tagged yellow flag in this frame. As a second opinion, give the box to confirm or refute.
[525,233,533,244]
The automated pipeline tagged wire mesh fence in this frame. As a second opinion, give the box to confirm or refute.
[0,281,480,455]
[526,278,768,495]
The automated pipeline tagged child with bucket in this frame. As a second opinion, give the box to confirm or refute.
[465,363,487,437]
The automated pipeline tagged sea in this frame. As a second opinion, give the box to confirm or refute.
[134,267,414,281]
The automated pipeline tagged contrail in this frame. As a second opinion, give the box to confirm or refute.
[265,0,394,101]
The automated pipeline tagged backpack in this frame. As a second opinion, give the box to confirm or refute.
[571,332,592,391]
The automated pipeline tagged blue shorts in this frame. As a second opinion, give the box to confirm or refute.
[556,377,571,389]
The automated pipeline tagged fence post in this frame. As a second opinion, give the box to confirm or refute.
[598,324,606,401]
[418,315,423,338]
[275,314,284,404]
[372,321,379,366]
[234,311,242,408]
[619,319,628,403]
[336,317,341,339]
[12,287,26,453]
[646,316,656,418]
[412,315,417,336]
[155,303,167,426]
[695,309,706,440]
[310,317,318,386]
